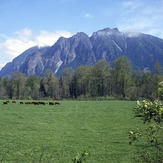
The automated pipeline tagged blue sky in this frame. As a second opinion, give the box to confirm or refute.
[0,0,163,70]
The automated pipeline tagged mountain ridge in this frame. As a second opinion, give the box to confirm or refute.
[0,27,163,77]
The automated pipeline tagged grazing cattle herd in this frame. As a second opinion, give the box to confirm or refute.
[2,100,61,106]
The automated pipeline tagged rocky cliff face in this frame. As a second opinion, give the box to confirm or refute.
[0,28,163,77]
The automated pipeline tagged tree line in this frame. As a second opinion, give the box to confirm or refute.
[0,56,162,100]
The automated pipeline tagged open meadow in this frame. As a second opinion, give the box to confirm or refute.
[0,100,145,162]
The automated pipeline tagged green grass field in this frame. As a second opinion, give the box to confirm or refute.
[0,100,144,162]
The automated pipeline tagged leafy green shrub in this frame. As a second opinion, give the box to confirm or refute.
[72,151,90,163]
[129,99,163,162]
[134,100,163,123]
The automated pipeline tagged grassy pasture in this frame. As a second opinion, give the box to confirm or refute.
[0,100,144,162]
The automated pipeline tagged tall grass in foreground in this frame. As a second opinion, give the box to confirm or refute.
[0,100,144,162]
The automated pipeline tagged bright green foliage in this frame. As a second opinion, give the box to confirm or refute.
[47,72,59,98]
[73,65,90,96]
[134,100,163,123]
[25,75,40,99]
[89,60,110,97]
[72,151,90,163]
[111,56,132,98]
[129,128,141,145]
[12,71,26,99]
[4,78,15,99]
[129,96,163,162]
[61,67,74,98]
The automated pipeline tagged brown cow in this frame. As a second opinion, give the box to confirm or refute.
[32,102,39,105]
[49,102,55,105]
[12,100,16,103]
[38,102,45,105]
[25,101,31,104]
[20,101,24,104]
[55,101,60,105]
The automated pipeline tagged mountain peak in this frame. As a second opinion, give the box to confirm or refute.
[76,32,88,36]
[73,32,88,38]
[0,27,163,77]
[92,27,120,37]
[102,27,119,32]
[70,32,89,42]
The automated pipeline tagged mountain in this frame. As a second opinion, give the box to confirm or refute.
[0,28,163,77]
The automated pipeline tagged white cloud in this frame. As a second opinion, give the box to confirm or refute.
[84,13,93,18]
[1,28,72,57]
[123,31,141,38]
[15,28,33,38]
[3,37,35,57]
[121,0,142,12]
[36,30,72,47]
[0,28,73,69]
[117,0,163,39]
[0,63,6,71]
